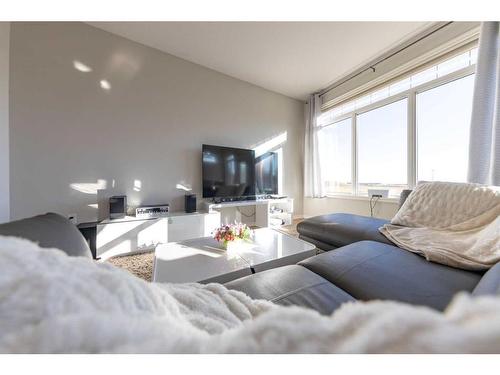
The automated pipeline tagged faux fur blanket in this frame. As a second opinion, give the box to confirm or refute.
[380,181,500,271]
[1,235,500,353]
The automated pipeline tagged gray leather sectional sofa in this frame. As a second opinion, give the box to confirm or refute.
[227,222,497,314]
[1,212,499,317]
[226,195,500,314]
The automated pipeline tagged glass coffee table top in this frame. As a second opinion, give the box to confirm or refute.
[153,228,316,283]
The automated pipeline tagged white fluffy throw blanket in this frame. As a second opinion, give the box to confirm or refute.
[2,235,500,353]
[380,181,500,271]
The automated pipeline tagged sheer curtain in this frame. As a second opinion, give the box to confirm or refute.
[304,94,325,197]
[468,22,500,186]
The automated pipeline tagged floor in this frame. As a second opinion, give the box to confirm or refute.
[106,218,304,282]
[274,217,301,237]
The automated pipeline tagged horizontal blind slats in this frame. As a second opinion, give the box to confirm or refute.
[321,27,479,112]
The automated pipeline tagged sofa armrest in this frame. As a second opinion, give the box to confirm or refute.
[473,263,500,296]
[399,189,413,209]
[0,213,92,258]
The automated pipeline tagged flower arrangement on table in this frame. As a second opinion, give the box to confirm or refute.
[213,223,252,249]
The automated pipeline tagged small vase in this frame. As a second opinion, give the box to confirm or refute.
[222,239,241,251]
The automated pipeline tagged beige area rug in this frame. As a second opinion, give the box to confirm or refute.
[106,219,304,282]
[107,251,155,282]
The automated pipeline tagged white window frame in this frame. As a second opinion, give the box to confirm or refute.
[319,65,476,199]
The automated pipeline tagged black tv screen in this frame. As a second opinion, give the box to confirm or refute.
[255,152,278,195]
[202,144,256,198]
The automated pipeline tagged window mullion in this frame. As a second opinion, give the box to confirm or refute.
[352,113,358,195]
[408,91,417,188]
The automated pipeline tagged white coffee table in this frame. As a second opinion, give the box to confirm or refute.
[153,228,316,284]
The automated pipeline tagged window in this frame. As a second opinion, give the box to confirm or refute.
[416,75,475,182]
[328,47,478,117]
[317,44,477,198]
[357,99,407,196]
[318,118,352,195]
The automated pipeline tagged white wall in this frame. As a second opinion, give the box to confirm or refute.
[304,197,399,220]
[9,22,304,223]
[0,23,9,223]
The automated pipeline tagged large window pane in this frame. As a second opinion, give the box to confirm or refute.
[318,118,352,195]
[357,99,408,197]
[416,74,474,183]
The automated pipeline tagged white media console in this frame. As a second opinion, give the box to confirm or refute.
[204,197,294,228]
[96,211,221,260]
[95,198,293,260]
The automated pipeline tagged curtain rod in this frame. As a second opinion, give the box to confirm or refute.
[318,22,454,98]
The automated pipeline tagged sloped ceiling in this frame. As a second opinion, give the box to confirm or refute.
[89,22,430,100]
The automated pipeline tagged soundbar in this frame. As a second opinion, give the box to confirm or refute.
[212,195,288,203]
[213,196,256,204]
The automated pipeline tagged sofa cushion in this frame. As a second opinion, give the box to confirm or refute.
[473,262,500,296]
[297,213,393,249]
[0,213,92,258]
[299,241,482,311]
[225,265,355,315]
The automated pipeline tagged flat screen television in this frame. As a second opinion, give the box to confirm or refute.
[202,144,256,198]
[255,152,278,195]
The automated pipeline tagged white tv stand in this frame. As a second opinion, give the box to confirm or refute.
[95,211,221,260]
[204,198,293,228]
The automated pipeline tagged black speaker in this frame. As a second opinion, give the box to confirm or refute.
[185,194,196,213]
[109,195,127,219]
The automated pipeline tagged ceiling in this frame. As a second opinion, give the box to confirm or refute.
[89,22,431,100]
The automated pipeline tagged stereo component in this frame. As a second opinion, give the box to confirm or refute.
[185,194,197,213]
[109,195,127,220]
[136,204,170,219]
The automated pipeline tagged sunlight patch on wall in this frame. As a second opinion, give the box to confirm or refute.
[276,147,284,195]
[176,183,192,192]
[253,132,287,157]
[252,132,287,195]
[73,60,92,73]
[108,51,142,79]
[100,79,111,91]
[133,179,142,192]
[70,179,107,195]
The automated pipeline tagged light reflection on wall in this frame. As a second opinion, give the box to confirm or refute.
[70,179,107,195]
[253,132,287,157]
[73,60,92,73]
[252,132,287,195]
[99,79,111,91]
[133,179,142,192]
